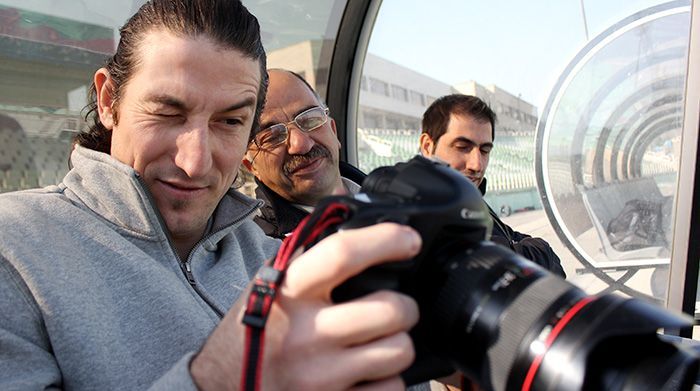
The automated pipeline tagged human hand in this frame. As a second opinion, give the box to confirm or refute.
[191,223,421,390]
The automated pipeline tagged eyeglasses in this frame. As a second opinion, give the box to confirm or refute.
[251,106,329,151]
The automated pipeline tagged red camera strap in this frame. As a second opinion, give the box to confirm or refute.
[240,202,350,391]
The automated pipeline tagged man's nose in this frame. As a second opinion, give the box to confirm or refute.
[465,149,483,173]
[286,125,315,155]
[174,122,213,178]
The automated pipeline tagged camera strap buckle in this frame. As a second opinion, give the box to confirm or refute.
[242,265,283,329]
[241,262,288,391]
[240,200,351,391]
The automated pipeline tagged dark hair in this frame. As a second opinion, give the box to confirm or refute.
[77,0,268,152]
[421,94,496,146]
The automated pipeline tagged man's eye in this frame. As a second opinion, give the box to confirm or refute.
[156,112,179,118]
[223,118,243,126]
[454,144,473,151]
[297,115,325,130]
[256,131,276,146]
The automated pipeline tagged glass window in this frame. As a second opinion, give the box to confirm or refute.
[0,0,347,197]
[369,77,390,96]
[0,2,130,192]
[386,116,401,130]
[356,0,692,311]
[410,90,425,106]
[363,112,382,129]
[391,84,408,102]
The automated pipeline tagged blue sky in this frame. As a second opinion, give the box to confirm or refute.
[367,0,671,108]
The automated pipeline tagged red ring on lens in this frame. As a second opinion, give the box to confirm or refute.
[521,296,596,391]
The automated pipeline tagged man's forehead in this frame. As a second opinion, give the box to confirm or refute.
[262,73,319,120]
[446,112,493,142]
[129,30,262,108]
[136,29,262,75]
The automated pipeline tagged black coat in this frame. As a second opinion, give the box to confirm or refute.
[479,179,566,278]
[253,168,565,278]
[253,161,366,239]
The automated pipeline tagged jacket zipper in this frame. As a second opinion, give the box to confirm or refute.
[182,199,263,284]
[135,174,262,318]
[183,261,196,285]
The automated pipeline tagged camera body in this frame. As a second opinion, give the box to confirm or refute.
[331,154,493,301]
[310,156,698,390]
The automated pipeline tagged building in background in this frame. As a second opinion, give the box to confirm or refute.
[268,44,541,213]
[267,41,538,138]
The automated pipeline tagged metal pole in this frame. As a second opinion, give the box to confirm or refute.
[580,0,590,41]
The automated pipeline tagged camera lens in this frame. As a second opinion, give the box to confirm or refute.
[413,242,697,391]
[319,156,698,390]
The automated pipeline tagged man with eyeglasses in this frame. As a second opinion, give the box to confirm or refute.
[243,68,366,239]
[0,2,421,390]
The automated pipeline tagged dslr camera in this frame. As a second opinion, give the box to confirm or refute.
[307,156,698,391]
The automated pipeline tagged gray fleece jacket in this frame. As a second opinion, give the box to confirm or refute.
[0,146,280,390]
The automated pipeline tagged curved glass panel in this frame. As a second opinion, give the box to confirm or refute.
[536,3,689,300]
[358,0,691,304]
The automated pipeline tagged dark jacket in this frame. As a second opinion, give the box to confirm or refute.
[254,167,565,277]
[253,161,366,239]
[479,179,566,277]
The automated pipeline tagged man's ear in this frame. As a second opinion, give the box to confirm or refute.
[419,133,434,156]
[94,68,116,129]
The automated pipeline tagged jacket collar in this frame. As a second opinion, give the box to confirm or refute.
[253,178,308,237]
[64,146,261,241]
[479,177,487,196]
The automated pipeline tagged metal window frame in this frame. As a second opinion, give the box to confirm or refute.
[325,0,381,164]
[667,0,700,338]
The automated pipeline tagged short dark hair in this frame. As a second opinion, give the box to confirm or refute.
[77,0,268,153]
[421,94,496,145]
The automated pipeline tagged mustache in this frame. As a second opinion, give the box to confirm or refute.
[283,145,331,176]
